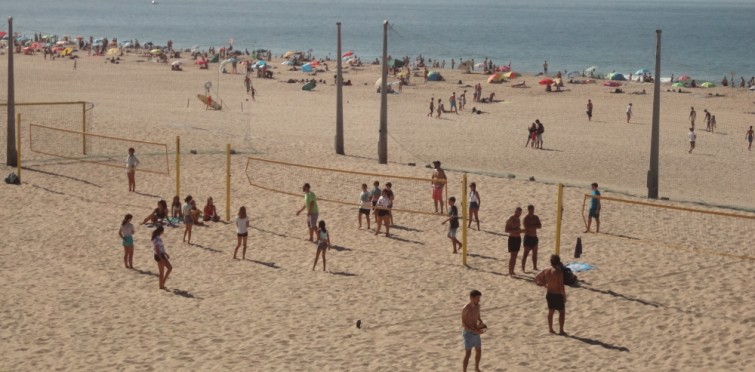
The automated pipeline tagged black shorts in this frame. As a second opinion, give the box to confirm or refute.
[154,253,167,262]
[587,110,592,118]
[546,293,565,311]
[589,208,600,219]
[237,232,248,237]
[359,208,371,216]
[507,236,521,253]
[377,210,389,217]
[523,235,539,248]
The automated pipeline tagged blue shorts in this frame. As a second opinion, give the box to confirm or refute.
[122,236,134,247]
[589,208,599,219]
[469,202,479,210]
[462,329,481,350]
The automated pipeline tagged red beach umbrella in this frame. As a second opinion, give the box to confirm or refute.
[677,75,691,81]
[342,51,354,58]
[539,78,554,85]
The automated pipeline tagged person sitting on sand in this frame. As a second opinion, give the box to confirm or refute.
[480,92,496,103]
[142,200,169,225]
[203,197,220,222]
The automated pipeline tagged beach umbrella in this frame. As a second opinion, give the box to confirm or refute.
[120,41,132,48]
[60,47,74,56]
[672,82,686,87]
[255,60,267,67]
[387,58,404,68]
[171,60,184,66]
[342,51,354,58]
[106,48,121,57]
[584,65,598,74]
[609,73,627,81]
[677,75,691,81]
[700,82,715,88]
[0,32,6,38]
[301,63,313,73]
[496,65,511,72]
[566,71,581,78]
[150,49,163,55]
[505,71,520,79]
[30,42,43,50]
[635,68,651,75]
[487,73,504,84]
[309,60,321,67]
[539,78,554,85]
[283,50,300,59]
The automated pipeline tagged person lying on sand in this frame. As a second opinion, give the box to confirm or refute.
[471,107,486,114]
[629,89,646,95]
[480,93,498,103]
[512,81,527,88]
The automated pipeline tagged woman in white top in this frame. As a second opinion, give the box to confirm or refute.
[374,189,392,237]
[126,147,140,192]
[118,214,135,269]
[233,206,250,260]
[151,226,172,289]
[468,182,481,230]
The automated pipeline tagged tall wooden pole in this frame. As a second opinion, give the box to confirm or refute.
[335,22,344,155]
[6,17,17,167]
[378,20,388,164]
[648,30,662,199]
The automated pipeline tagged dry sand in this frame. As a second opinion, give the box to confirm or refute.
[0,51,754,371]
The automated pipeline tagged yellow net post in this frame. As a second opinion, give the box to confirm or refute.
[555,183,564,255]
[81,101,87,155]
[16,113,21,182]
[175,136,180,197]
[461,173,468,266]
[226,144,231,222]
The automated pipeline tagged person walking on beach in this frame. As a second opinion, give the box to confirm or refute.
[526,123,538,148]
[460,90,467,111]
[535,120,545,149]
[450,92,458,114]
[374,188,392,237]
[313,220,331,271]
[119,214,135,269]
[244,75,251,95]
[586,99,593,121]
[688,127,697,153]
[505,207,523,276]
[436,98,444,118]
[522,205,542,273]
[151,226,173,290]
[689,107,696,128]
[182,195,194,244]
[626,103,633,124]
[462,290,486,372]
[451,59,455,69]
[385,182,395,226]
[371,181,381,225]
[126,147,140,192]
[468,182,481,230]
[584,183,600,233]
[704,109,712,131]
[432,161,447,214]
[441,197,462,254]
[428,97,435,118]
[535,255,567,335]
[296,183,319,242]
[358,183,371,230]
[543,60,548,76]
[233,206,250,260]
[746,126,754,150]
[710,115,716,132]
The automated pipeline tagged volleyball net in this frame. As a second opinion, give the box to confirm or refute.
[581,194,755,260]
[0,101,94,163]
[244,157,448,216]
[29,124,170,174]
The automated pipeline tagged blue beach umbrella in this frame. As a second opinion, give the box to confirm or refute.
[255,60,266,67]
[301,63,313,73]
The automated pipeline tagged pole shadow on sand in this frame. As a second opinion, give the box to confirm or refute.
[246,259,281,269]
[565,334,629,352]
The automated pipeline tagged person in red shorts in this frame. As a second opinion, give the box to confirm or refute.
[431,160,447,214]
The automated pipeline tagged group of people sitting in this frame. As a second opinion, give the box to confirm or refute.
[141,196,221,226]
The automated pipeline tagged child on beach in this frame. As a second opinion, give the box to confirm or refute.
[442,197,462,253]
[313,220,331,271]
[119,214,135,269]
[358,183,371,229]
[182,195,193,244]
[126,147,140,192]
[233,206,250,260]
[171,196,182,219]
[151,226,172,290]
[468,182,481,230]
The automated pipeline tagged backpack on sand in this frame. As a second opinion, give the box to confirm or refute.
[5,173,20,185]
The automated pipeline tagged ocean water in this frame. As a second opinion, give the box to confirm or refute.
[2,0,755,81]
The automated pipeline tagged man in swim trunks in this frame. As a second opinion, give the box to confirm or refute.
[746,126,754,150]
[461,290,486,372]
[295,183,319,242]
[522,205,542,273]
[535,255,567,335]
[427,97,434,118]
[504,207,523,276]
[585,183,601,233]
[431,161,447,214]
[449,92,458,114]
[688,106,696,128]
[586,99,593,121]
[626,103,633,124]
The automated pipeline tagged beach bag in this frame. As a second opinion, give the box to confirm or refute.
[5,172,19,185]
[562,264,578,286]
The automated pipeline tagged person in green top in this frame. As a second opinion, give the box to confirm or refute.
[296,183,319,242]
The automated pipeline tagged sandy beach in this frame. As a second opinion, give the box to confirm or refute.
[1,49,754,371]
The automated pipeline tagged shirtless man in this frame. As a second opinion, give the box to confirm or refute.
[522,205,542,273]
[688,107,696,128]
[746,126,754,150]
[461,290,486,372]
[504,207,523,276]
[535,255,567,335]
[703,109,712,131]
[427,97,434,118]
[586,99,593,121]
[431,161,447,214]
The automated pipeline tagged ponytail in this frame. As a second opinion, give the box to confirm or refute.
[122,214,133,226]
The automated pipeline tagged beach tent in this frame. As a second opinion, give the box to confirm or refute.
[457,60,472,72]
[209,54,219,63]
[672,82,687,87]
[106,48,120,57]
[584,66,598,75]
[427,71,442,81]
[387,58,404,68]
[302,80,317,91]
[609,73,627,81]
[700,82,715,88]
[539,78,554,85]
[301,63,313,73]
[487,73,505,84]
